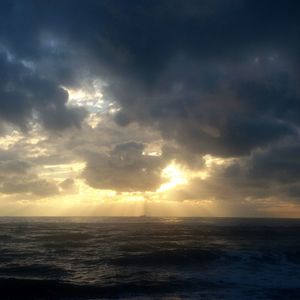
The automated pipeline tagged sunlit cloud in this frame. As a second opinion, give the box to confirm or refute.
[157,162,188,192]
[0,130,23,150]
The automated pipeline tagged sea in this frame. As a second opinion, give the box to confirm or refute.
[0,217,300,299]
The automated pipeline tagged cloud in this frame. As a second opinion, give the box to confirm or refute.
[0,149,59,197]
[0,160,30,176]
[1,1,299,153]
[60,178,78,194]
[0,0,300,209]
[83,142,164,192]
[0,177,59,197]
[172,141,300,205]
[0,52,87,132]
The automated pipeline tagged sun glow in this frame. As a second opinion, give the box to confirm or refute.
[157,162,188,192]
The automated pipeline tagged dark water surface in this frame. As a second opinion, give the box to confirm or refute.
[0,217,300,299]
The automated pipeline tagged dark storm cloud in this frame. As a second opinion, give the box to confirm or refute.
[246,143,300,184]
[1,0,300,195]
[0,52,86,131]
[110,56,298,157]
[46,0,300,157]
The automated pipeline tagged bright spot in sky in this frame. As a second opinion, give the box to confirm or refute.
[157,162,188,192]
[64,86,103,110]
[203,154,233,168]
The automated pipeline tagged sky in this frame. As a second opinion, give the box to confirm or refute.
[0,0,300,217]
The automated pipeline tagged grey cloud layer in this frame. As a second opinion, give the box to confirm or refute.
[83,142,164,192]
[0,151,59,197]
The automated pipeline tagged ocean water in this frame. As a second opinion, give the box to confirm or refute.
[0,217,300,299]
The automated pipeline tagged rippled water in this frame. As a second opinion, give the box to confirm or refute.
[0,217,300,299]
